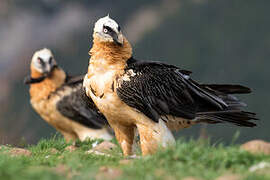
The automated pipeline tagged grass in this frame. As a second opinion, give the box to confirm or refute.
[0,135,270,180]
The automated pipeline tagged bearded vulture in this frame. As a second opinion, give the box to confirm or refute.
[83,16,257,156]
[25,48,113,142]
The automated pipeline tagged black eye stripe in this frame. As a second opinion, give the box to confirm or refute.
[103,25,114,33]
[49,57,53,64]
[118,26,121,32]
[37,57,46,67]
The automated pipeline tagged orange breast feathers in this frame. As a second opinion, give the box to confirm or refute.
[89,34,132,66]
[29,65,66,102]
[86,34,133,97]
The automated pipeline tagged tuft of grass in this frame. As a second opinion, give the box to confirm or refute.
[0,137,269,180]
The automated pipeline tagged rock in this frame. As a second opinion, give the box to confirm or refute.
[87,141,118,156]
[153,169,178,180]
[0,145,6,150]
[9,148,32,156]
[216,174,242,180]
[249,162,270,172]
[65,145,77,152]
[85,150,111,157]
[50,148,59,154]
[53,164,68,175]
[119,159,132,165]
[52,164,79,179]
[155,169,166,177]
[127,154,140,159]
[241,140,270,155]
[95,166,122,180]
[92,141,117,153]
[183,177,201,180]
[57,155,64,159]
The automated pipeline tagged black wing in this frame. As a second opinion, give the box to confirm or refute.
[117,58,257,127]
[65,74,85,85]
[56,75,108,129]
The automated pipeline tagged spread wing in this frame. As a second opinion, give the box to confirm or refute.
[116,58,257,126]
[56,75,108,129]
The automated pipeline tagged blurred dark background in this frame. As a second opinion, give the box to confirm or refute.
[0,0,269,145]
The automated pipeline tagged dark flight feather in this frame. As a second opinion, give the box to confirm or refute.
[56,75,108,129]
[116,57,257,127]
[65,74,85,85]
[200,84,252,94]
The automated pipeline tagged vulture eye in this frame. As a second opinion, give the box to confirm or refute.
[37,57,45,67]
[103,28,108,34]
[37,57,43,64]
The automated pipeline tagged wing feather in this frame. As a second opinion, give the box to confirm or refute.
[116,58,257,127]
[56,77,108,129]
[117,58,197,122]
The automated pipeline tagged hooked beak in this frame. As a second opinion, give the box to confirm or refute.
[43,64,58,78]
[112,32,124,46]
[24,64,58,84]
[43,71,50,77]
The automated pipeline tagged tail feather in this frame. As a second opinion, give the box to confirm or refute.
[199,84,251,109]
[196,111,257,127]
[195,84,257,127]
[218,94,247,108]
[201,84,251,94]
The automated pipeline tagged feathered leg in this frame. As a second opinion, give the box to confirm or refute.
[136,119,175,156]
[112,124,135,156]
[60,130,77,142]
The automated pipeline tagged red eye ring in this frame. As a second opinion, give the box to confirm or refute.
[37,57,42,63]
[103,28,108,33]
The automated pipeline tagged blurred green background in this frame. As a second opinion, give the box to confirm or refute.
[0,0,269,145]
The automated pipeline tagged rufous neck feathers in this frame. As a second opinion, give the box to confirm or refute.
[29,66,66,101]
[89,34,132,65]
